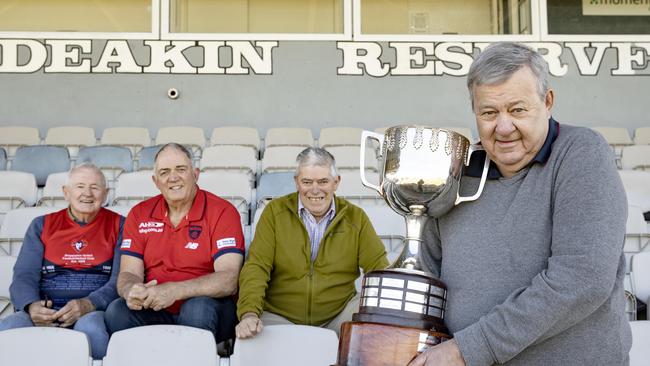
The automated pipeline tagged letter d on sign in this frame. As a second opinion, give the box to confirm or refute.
[0,39,47,73]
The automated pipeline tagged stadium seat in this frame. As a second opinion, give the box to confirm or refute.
[210,126,261,155]
[624,206,650,273]
[631,252,650,307]
[76,146,134,190]
[112,171,158,206]
[633,127,650,145]
[0,148,6,170]
[44,126,96,160]
[101,127,152,156]
[230,324,338,366]
[11,145,71,186]
[361,204,405,262]
[0,171,38,225]
[261,146,305,173]
[326,146,377,172]
[256,171,295,207]
[155,126,206,159]
[629,320,650,366]
[102,325,219,366]
[318,127,363,148]
[0,327,92,366]
[38,172,68,208]
[0,126,41,159]
[136,144,163,171]
[0,255,16,318]
[200,145,258,185]
[198,171,252,226]
[618,170,650,212]
[0,206,57,256]
[336,170,384,206]
[621,145,650,171]
[591,127,633,167]
[264,127,314,149]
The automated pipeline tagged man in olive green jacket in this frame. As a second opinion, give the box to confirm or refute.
[235,147,389,338]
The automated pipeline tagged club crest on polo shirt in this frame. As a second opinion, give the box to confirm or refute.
[71,239,88,252]
[138,221,164,234]
[189,225,202,240]
[216,238,237,249]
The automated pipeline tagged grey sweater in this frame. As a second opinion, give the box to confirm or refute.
[420,124,631,365]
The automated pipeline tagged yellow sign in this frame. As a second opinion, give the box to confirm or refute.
[583,0,650,16]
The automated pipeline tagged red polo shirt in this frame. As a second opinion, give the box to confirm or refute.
[120,188,244,313]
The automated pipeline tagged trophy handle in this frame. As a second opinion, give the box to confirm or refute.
[455,144,490,204]
[360,130,384,194]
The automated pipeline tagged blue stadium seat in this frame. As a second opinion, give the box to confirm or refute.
[0,148,6,170]
[256,172,295,205]
[11,145,70,186]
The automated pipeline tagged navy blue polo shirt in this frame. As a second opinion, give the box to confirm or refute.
[465,118,560,179]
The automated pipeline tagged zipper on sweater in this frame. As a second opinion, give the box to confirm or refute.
[307,262,314,325]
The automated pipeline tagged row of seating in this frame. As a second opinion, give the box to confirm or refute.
[0,126,479,160]
[0,324,339,366]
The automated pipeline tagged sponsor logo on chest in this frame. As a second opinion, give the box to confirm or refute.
[139,221,164,234]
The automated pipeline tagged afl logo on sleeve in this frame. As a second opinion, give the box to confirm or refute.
[121,239,132,249]
[216,238,237,249]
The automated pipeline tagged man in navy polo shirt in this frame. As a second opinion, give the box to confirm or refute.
[105,143,244,343]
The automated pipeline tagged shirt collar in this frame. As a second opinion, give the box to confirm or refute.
[465,118,560,179]
[152,187,206,224]
[298,196,336,222]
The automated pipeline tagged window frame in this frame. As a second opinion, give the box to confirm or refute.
[0,0,160,40]
[160,0,353,41]
[539,1,650,42]
[351,0,542,42]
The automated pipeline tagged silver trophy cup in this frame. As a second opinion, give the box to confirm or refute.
[350,125,489,332]
[360,125,490,271]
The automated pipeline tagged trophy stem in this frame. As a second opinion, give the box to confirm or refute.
[388,205,429,271]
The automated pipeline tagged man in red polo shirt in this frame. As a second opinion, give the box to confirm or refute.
[105,143,244,342]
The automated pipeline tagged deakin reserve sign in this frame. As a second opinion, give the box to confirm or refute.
[0,39,649,76]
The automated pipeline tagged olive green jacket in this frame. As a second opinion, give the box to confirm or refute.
[237,192,389,325]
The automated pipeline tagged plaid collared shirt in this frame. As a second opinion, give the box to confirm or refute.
[298,197,336,262]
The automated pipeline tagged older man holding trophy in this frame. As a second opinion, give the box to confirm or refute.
[336,42,630,366]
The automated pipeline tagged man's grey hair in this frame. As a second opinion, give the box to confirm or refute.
[295,147,338,177]
[66,162,107,188]
[154,143,194,169]
[467,42,549,110]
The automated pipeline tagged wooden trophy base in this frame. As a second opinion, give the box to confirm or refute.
[333,321,450,366]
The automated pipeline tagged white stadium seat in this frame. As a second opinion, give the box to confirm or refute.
[230,324,338,366]
[0,206,57,256]
[155,126,206,159]
[112,171,158,206]
[0,171,38,225]
[618,170,650,212]
[261,146,305,173]
[633,127,650,145]
[0,327,92,366]
[0,255,17,318]
[336,170,384,206]
[198,171,252,226]
[318,127,363,148]
[0,126,41,159]
[629,320,650,366]
[102,325,218,366]
[265,127,313,149]
[38,172,68,208]
[200,145,258,184]
[621,145,650,171]
[210,126,261,155]
[45,126,97,160]
[631,252,650,307]
[101,127,152,156]
[326,146,378,172]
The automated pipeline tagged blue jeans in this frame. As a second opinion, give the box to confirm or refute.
[104,296,237,342]
[0,310,109,359]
